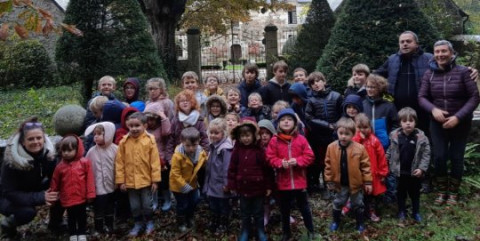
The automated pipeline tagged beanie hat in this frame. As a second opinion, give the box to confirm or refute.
[342,94,363,116]
[276,108,297,125]
[130,100,146,112]
[258,119,277,135]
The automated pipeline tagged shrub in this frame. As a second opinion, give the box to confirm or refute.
[0,40,54,89]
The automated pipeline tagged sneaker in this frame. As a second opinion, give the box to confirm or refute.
[412,213,422,222]
[145,220,155,235]
[357,224,366,233]
[330,222,339,232]
[128,222,143,237]
[77,235,87,241]
[369,210,380,222]
[398,211,406,222]
[446,194,458,206]
[161,200,172,211]
[69,235,78,241]
[435,193,447,205]
[289,216,295,224]
[341,201,351,216]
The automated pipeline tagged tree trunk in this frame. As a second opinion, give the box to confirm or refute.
[138,0,186,80]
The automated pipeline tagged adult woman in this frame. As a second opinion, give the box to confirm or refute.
[0,117,64,237]
[419,40,480,205]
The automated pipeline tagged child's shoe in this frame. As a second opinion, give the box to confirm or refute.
[329,222,339,232]
[145,220,155,235]
[446,194,458,206]
[368,210,380,222]
[330,209,341,231]
[77,235,87,241]
[161,190,172,211]
[357,224,366,233]
[69,235,78,241]
[398,211,406,222]
[435,193,447,205]
[412,213,422,222]
[128,222,143,237]
[177,216,187,232]
[341,200,351,216]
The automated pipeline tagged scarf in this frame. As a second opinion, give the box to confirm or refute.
[277,133,293,142]
[179,110,200,126]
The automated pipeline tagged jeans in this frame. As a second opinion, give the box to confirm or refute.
[173,189,199,218]
[0,197,64,227]
[128,187,153,221]
[278,189,314,234]
[397,175,421,214]
[208,196,231,216]
[239,195,265,241]
[430,119,471,181]
[66,203,87,235]
[94,192,115,219]
[384,173,397,203]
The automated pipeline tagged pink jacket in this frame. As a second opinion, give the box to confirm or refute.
[266,133,314,191]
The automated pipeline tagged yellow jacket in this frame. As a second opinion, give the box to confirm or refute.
[115,132,161,189]
[169,144,207,193]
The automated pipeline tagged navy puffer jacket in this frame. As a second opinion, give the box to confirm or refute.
[363,97,398,150]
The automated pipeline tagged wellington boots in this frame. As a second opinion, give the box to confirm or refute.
[94,218,105,235]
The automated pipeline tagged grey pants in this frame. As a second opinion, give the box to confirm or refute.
[128,186,153,221]
[333,186,364,213]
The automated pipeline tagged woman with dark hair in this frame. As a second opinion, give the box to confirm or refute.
[0,117,64,238]
[419,40,480,205]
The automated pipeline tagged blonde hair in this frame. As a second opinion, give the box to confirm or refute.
[208,118,228,142]
[146,77,167,91]
[366,74,388,96]
[347,64,370,87]
[89,96,109,112]
[354,113,371,128]
[226,87,241,97]
[204,74,219,84]
[182,71,199,82]
[248,92,262,103]
[272,100,289,112]
[98,75,116,87]
[398,107,418,122]
[336,117,356,134]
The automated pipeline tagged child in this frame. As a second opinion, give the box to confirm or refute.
[165,90,209,163]
[123,77,140,104]
[305,71,343,197]
[169,127,208,231]
[144,102,172,212]
[266,108,315,240]
[203,118,233,234]
[258,119,276,149]
[227,119,273,241]
[289,82,309,126]
[226,113,241,134]
[271,100,289,121]
[115,112,161,237]
[203,74,224,97]
[89,96,109,121]
[238,63,262,108]
[242,93,271,122]
[344,64,370,98]
[324,117,372,232]
[206,95,228,125]
[182,71,208,117]
[386,107,430,222]
[146,77,175,120]
[261,60,292,106]
[225,87,244,114]
[85,76,118,127]
[342,94,363,119]
[85,122,117,235]
[50,135,96,241]
[293,67,308,84]
[352,113,388,222]
[114,106,139,144]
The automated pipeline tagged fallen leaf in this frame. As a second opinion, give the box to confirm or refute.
[14,24,28,39]
[38,8,52,19]
[60,23,83,37]
[42,18,54,35]
[0,23,8,41]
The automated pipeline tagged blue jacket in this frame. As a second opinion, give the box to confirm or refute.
[238,79,262,108]
[375,48,432,95]
[203,138,233,198]
[84,92,117,129]
[342,94,364,117]
[101,100,125,130]
[362,97,398,150]
[289,83,308,125]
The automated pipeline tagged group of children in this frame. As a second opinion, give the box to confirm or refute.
[50,60,432,241]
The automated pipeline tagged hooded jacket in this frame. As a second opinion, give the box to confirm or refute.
[342,94,364,117]
[50,135,96,207]
[123,77,140,104]
[238,79,262,107]
[289,83,308,125]
[114,107,139,145]
[85,122,118,195]
[206,95,228,125]
[144,102,172,165]
[169,144,208,193]
[147,94,175,121]
[203,138,233,198]
[242,105,271,123]
[84,92,117,128]
[0,133,56,206]
[363,97,398,150]
[101,100,126,130]
[261,78,292,107]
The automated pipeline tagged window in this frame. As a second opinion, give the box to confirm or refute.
[288,10,297,24]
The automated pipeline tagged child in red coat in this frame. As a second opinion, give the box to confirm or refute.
[353,113,388,222]
[50,135,95,241]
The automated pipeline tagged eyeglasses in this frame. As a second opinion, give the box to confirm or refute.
[23,122,43,130]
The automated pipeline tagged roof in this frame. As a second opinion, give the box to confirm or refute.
[54,0,69,11]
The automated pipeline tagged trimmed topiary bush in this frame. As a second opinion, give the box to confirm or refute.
[53,104,86,136]
[317,0,440,92]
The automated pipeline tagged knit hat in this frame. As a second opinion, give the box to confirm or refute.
[258,119,277,135]
[342,94,363,116]
[144,102,164,117]
[130,100,146,112]
[230,117,258,142]
[276,108,297,125]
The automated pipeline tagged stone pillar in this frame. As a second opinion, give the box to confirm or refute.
[187,28,201,81]
[264,24,278,80]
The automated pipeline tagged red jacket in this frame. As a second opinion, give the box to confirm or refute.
[266,133,314,191]
[353,131,388,196]
[115,107,139,145]
[50,135,96,207]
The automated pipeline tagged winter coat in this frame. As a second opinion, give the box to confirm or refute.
[363,97,398,150]
[115,132,161,189]
[289,83,308,125]
[266,133,314,191]
[85,122,118,195]
[352,132,388,196]
[165,114,209,162]
[196,91,209,117]
[101,100,126,130]
[50,135,96,208]
[84,92,117,128]
[242,105,271,123]
[386,128,431,177]
[324,141,372,194]
[305,88,343,144]
[169,145,208,193]
[342,94,364,117]
[344,86,367,99]
[0,133,57,207]
[114,107,139,145]
[144,102,172,165]
[206,95,228,125]
[418,61,480,122]
[123,77,140,104]
[228,143,274,196]
[203,87,225,98]
[147,95,175,121]
[203,138,233,198]
[375,48,433,95]
[238,79,262,108]
[261,79,292,107]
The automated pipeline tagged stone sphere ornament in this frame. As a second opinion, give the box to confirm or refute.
[53,104,86,136]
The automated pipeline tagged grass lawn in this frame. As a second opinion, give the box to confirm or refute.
[224,65,245,70]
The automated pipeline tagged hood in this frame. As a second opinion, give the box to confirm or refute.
[144,102,165,117]
[101,100,126,125]
[123,77,140,103]
[240,79,262,90]
[84,121,116,147]
[130,101,145,112]
[289,83,308,102]
[231,117,259,142]
[343,94,364,115]
[258,119,277,135]
[120,107,139,129]
[206,95,227,116]
[61,134,85,161]
[3,133,56,170]
[175,143,203,163]
[212,137,233,154]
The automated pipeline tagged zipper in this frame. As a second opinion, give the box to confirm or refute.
[372,103,376,133]
[288,141,295,189]
[443,75,447,111]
